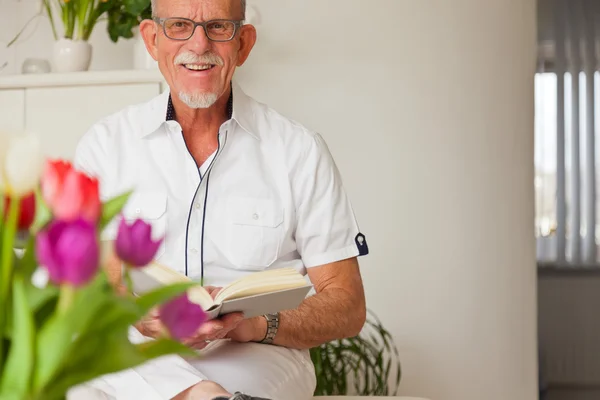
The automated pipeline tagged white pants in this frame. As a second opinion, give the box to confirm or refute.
[68,328,316,400]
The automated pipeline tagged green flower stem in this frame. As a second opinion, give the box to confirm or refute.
[0,195,20,369]
[57,285,76,315]
[43,0,58,40]
[124,266,134,294]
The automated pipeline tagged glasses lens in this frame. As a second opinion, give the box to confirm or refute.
[164,18,195,39]
[205,20,236,41]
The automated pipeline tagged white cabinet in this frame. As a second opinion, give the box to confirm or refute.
[0,70,165,160]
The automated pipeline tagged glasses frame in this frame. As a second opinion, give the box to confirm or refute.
[153,17,244,42]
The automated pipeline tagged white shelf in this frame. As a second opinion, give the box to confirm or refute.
[0,69,165,89]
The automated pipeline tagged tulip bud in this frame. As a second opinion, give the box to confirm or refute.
[160,294,208,341]
[35,219,99,287]
[0,133,43,196]
[3,192,36,231]
[41,160,101,223]
[115,218,163,267]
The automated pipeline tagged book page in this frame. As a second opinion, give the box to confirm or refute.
[132,262,214,310]
[214,268,307,304]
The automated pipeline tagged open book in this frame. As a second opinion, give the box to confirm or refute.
[129,263,312,319]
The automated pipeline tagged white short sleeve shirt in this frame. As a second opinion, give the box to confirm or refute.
[74,82,368,287]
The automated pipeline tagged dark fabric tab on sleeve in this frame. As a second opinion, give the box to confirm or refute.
[355,233,369,256]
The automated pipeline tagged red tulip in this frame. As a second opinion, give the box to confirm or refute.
[3,192,36,230]
[41,160,100,223]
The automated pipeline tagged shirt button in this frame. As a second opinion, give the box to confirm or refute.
[190,248,198,254]
[195,203,201,210]
[252,213,259,220]
[135,208,141,214]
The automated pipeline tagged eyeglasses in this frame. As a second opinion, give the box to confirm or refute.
[153,17,244,42]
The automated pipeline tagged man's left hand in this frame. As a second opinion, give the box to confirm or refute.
[226,316,266,343]
[187,286,267,345]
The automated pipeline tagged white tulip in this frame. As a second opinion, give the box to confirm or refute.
[0,132,43,196]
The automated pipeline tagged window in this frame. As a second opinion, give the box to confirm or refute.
[535,71,600,265]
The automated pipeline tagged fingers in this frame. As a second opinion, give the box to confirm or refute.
[203,286,223,299]
[135,317,163,338]
[135,308,163,338]
[195,319,226,336]
[182,313,245,347]
[220,312,244,327]
[195,312,244,335]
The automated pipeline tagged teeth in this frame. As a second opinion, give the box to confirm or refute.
[184,64,212,71]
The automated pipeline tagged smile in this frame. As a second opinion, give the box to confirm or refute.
[183,64,215,71]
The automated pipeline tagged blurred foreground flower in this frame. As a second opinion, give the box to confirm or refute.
[160,294,208,341]
[42,160,101,222]
[36,218,99,287]
[116,218,163,267]
[0,133,43,195]
[3,192,35,230]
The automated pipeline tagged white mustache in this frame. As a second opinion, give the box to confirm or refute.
[175,52,224,66]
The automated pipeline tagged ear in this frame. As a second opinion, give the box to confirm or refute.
[140,19,159,61]
[236,24,257,66]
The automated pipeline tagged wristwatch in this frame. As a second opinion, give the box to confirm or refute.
[260,312,279,344]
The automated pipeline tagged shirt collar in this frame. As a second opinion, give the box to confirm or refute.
[141,81,259,140]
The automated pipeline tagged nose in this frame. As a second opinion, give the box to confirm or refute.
[186,24,213,53]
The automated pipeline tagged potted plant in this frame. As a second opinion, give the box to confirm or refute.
[105,0,152,43]
[310,310,402,396]
[42,0,115,72]
[104,0,157,69]
[105,0,156,69]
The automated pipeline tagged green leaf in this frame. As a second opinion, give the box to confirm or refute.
[0,277,36,396]
[43,332,193,399]
[123,0,150,15]
[86,296,143,333]
[309,310,402,396]
[135,282,198,314]
[100,190,132,232]
[25,284,59,313]
[33,275,111,390]
[16,236,42,282]
[30,186,52,234]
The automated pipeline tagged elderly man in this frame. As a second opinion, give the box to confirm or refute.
[73,0,368,399]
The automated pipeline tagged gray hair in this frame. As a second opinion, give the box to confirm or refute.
[151,0,247,19]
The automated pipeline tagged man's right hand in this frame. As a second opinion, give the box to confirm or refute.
[134,307,164,338]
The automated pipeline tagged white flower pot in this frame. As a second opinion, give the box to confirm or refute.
[52,38,92,73]
[133,31,158,70]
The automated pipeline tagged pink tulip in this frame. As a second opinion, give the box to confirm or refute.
[160,294,208,341]
[36,219,99,287]
[115,218,163,267]
[41,160,101,223]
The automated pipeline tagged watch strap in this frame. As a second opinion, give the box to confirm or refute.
[260,313,279,344]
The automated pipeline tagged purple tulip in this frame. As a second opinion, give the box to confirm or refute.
[36,219,99,287]
[115,218,163,267]
[160,294,208,341]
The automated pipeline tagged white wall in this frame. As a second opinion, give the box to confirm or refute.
[235,1,538,399]
[0,0,538,399]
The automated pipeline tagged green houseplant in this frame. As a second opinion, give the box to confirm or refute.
[104,0,152,43]
[310,310,401,396]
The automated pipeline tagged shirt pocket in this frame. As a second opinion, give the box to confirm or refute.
[122,191,168,260]
[224,196,284,270]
